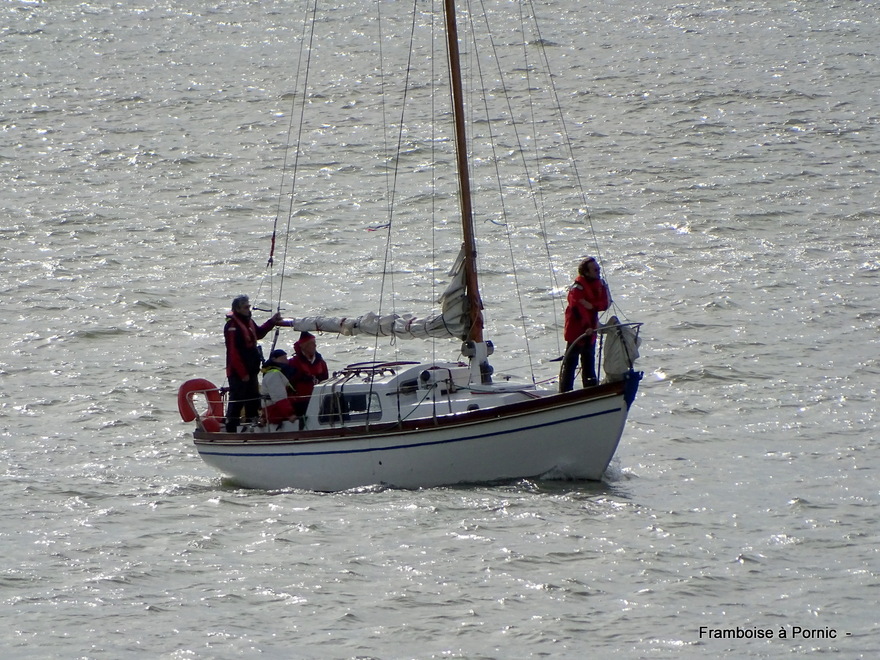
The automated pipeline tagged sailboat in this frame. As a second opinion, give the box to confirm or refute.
[177,0,643,491]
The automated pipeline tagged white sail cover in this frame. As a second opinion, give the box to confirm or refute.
[602,317,641,382]
[286,249,469,341]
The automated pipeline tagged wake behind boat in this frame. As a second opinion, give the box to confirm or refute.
[178,0,643,491]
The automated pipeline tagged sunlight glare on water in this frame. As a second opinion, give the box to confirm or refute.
[1,0,878,657]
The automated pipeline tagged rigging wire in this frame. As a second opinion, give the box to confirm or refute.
[522,2,626,325]
[367,0,408,419]
[430,0,439,374]
[367,0,424,425]
[517,0,564,357]
[522,2,605,262]
[473,0,610,346]
[256,0,319,354]
[264,0,616,379]
[482,0,569,351]
[273,0,320,315]
[463,1,537,382]
[367,0,389,412]
[372,0,423,366]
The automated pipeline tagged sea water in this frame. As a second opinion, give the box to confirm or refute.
[1,0,878,657]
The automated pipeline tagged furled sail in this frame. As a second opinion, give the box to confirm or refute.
[285,248,470,341]
[602,316,642,382]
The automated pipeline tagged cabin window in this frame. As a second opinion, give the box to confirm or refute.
[318,391,382,424]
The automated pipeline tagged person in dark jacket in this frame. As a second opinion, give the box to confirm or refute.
[287,331,329,418]
[224,295,282,431]
[560,257,610,391]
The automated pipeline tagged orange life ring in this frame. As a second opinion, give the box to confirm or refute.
[177,378,225,432]
[200,415,223,433]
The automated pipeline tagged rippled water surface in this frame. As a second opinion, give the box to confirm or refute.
[2,0,878,657]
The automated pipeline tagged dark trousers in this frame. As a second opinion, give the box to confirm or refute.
[560,339,597,392]
[225,373,262,432]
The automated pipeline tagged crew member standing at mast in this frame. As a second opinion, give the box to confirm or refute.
[224,295,283,432]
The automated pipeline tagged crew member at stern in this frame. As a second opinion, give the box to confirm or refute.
[223,295,285,432]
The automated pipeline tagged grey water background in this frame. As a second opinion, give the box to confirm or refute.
[2,0,878,657]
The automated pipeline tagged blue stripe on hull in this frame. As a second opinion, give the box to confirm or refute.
[198,404,624,459]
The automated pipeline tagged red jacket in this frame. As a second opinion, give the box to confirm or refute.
[224,312,277,379]
[287,339,329,399]
[563,276,610,343]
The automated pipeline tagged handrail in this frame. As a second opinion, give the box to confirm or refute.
[596,321,643,334]
[558,319,642,393]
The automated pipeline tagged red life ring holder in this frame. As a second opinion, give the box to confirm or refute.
[177,379,224,432]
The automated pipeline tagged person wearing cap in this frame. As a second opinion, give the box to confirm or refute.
[260,349,297,426]
[223,295,284,431]
[560,257,611,391]
[287,331,329,418]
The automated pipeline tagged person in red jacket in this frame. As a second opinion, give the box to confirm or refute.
[224,295,283,431]
[561,257,610,391]
[287,331,329,418]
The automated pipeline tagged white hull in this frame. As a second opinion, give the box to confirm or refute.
[192,373,641,491]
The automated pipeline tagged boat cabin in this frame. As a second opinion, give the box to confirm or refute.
[299,361,538,431]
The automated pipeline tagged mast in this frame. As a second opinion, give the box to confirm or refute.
[443,0,484,343]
